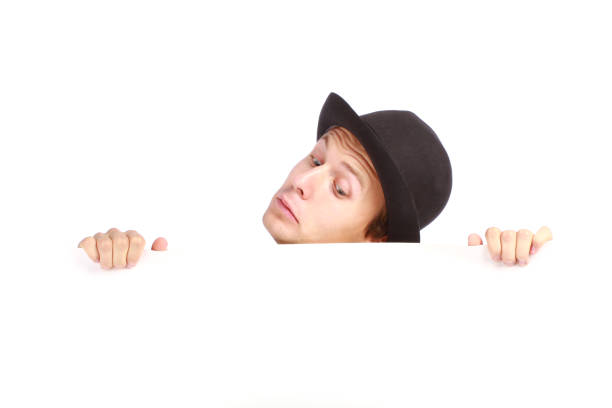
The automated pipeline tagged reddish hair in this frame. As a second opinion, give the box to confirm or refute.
[364,201,388,242]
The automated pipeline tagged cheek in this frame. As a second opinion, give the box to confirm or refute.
[340,201,373,228]
[316,203,356,228]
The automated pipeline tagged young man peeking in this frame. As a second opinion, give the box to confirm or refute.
[78,93,552,269]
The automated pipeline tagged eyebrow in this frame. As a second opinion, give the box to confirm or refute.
[322,136,367,190]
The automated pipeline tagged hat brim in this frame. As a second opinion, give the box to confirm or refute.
[316,92,421,243]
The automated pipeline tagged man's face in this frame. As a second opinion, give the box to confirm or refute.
[262,125,386,244]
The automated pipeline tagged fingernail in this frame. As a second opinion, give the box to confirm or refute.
[127,263,134,268]
[519,260,526,266]
[530,246,537,255]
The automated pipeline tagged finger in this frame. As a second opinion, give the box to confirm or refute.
[94,232,113,269]
[500,230,517,265]
[516,229,534,266]
[467,233,483,246]
[152,237,168,251]
[78,236,100,263]
[108,229,129,268]
[485,227,502,261]
[125,230,146,267]
[531,225,553,255]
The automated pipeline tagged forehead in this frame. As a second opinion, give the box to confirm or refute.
[319,126,379,187]
[320,126,364,154]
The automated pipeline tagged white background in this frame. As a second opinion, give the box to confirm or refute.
[1,0,610,406]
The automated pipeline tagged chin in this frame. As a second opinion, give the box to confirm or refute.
[262,212,296,244]
[270,230,297,245]
[270,226,299,244]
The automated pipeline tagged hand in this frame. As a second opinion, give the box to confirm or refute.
[78,227,168,270]
[468,226,552,266]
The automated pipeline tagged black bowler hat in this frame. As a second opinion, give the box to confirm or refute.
[316,92,452,243]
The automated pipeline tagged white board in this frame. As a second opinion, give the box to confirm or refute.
[1,239,609,407]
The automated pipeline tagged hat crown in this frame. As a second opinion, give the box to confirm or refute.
[360,110,452,231]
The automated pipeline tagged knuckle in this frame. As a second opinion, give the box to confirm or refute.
[501,230,515,241]
[97,237,112,249]
[129,235,145,247]
[113,235,129,248]
[485,227,500,235]
[517,229,532,239]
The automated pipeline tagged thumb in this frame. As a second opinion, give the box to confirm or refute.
[151,237,168,251]
[468,233,483,246]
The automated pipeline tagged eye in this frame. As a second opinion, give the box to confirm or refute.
[311,154,322,167]
[310,154,348,197]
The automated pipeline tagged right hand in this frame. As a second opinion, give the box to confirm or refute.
[78,227,167,269]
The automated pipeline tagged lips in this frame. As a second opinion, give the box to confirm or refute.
[278,196,299,223]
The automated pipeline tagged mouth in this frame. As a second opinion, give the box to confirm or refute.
[277,197,299,224]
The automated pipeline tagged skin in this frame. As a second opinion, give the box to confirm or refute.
[77,127,553,269]
[78,228,166,270]
[468,226,553,267]
[261,125,387,244]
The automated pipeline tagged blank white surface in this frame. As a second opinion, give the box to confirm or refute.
[1,0,611,406]
[1,239,610,407]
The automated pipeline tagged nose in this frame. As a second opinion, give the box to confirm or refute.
[293,164,327,199]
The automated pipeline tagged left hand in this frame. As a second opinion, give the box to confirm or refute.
[468,226,553,266]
